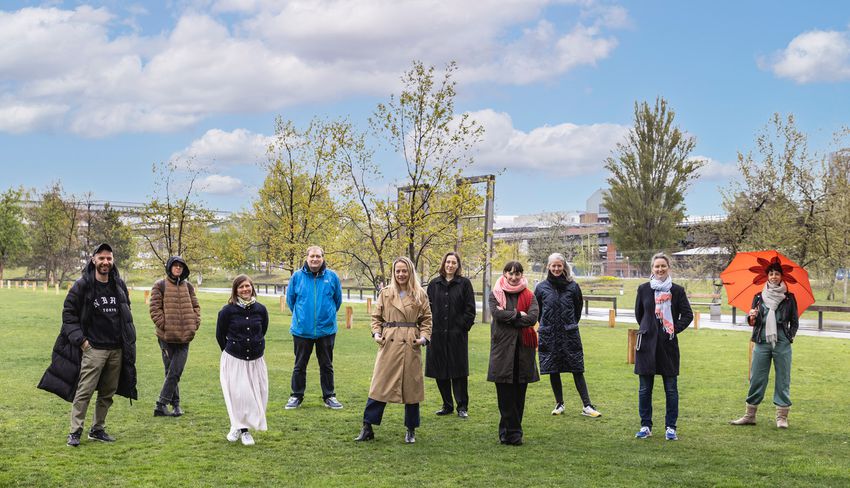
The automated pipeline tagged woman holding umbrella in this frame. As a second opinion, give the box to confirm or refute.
[634,252,693,441]
[730,259,799,428]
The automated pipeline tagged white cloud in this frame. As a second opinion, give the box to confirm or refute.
[469,109,628,176]
[695,156,739,181]
[0,100,68,133]
[0,1,628,136]
[171,128,273,169]
[198,174,244,194]
[764,28,850,83]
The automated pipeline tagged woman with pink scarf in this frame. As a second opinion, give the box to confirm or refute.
[486,261,539,446]
[633,253,693,441]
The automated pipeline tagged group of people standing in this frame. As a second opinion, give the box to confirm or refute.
[37,243,800,448]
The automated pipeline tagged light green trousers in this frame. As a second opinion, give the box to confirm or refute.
[746,329,792,407]
[70,347,122,433]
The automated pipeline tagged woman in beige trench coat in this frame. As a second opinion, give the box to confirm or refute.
[354,257,432,444]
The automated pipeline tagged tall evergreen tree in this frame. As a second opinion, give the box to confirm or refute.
[603,97,704,272]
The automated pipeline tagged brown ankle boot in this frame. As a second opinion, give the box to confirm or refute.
[730,403,758,425]
[776,406,789,428]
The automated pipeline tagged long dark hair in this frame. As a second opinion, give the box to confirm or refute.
[439,252,463,278]
[503,261,524,274]
[229,274,256,305]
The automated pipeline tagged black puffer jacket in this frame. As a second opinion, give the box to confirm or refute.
[37,261,138,402]
[534,278,585,374]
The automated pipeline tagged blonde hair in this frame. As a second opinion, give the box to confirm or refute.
[391,256,425,304]
[545,252,574,282]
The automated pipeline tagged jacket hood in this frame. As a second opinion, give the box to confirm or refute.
[166,256,190,283]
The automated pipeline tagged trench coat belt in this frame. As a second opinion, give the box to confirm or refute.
[382,322,417,328]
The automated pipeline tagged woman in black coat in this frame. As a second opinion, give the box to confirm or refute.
[534,253,600,418]
[633,252,693,441]
[426,252,476,418]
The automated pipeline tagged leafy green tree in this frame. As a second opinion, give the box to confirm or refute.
[253,116,341,275]
[0,187,29,281]
[139,161,217,270]
[371,61,485,273]
[718,114,820,268]
[26,183,81,285]
[88,203,136,270]
[213,213,260,273]
[603,97,704,272]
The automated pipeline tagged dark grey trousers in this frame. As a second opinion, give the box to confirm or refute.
[158,338,189,405]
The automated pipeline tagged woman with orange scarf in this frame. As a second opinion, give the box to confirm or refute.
[487,261,539,446]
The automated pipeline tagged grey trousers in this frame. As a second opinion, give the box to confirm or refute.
[158,338,190,405]
[70,347,121,433]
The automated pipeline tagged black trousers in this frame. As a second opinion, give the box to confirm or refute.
[549,372,592,406]
[363,398,420,429]
[158,338,189,405]
[435,377,469,411]
[495,382,527,444]
[290,334,336,399]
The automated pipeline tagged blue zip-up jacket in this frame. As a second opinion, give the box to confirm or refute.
[287,262,343,339]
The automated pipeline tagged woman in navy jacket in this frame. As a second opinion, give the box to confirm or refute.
[216,275,269,446]
[633,253,692,441]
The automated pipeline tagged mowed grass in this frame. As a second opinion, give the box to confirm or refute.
[1,287,849,488]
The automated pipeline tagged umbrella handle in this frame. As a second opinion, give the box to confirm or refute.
[748,297,761,326]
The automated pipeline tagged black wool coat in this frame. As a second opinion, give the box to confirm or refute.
[38,262,138,402]
[634,282,693,376]
[425,276,477,379]
[535,279,585,374]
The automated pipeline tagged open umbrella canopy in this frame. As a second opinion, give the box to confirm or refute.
[720,250,815,314]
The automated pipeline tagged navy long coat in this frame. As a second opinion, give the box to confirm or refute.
[634,282,693,376]
[534,279,585,374]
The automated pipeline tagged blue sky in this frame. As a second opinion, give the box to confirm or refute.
[2,0,849,219]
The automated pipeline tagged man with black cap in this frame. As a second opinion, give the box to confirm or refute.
[149,256,200,417]
[38,243,138,447]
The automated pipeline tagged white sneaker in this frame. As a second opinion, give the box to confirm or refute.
[582,405,602,418]
[240,431,255,446]
[226,427,240,442]
[551,403,565,415]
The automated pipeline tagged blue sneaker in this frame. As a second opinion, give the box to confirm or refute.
[665,427,678,441]
[635,426,652,439]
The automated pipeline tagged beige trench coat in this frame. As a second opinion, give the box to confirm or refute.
[369,287,432,404]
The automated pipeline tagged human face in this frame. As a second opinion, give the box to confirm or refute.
[394,261,409,287]
[237,280,254,300]
[652,258,669,280]
[307,249,324,272]
[767,270,783,286]
[444,255,458,278]
[170,262,184,278]
[93,251,113,278]
[504,269,523,287]
[548,260,564,277]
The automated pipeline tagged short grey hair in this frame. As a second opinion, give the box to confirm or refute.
[545,252,574,281]
[650,252,670,266]
[306,245,324,257]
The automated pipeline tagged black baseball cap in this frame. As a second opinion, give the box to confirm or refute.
[92,243,113,255]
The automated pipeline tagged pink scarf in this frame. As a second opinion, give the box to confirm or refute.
[492,275,528,309]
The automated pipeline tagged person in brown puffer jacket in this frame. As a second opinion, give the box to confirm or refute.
[149,256,200,417]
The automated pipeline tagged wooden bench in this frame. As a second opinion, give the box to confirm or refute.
[584,295,618,316]
[688,293,722,320]
[806,304,850,330]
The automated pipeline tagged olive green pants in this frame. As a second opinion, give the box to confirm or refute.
[746,330,792,407]
[70,347,122,433]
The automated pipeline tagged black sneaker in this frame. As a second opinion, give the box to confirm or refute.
[88,429,115,442]
[284,396,303,410]
[434,406,453,416]
[67,431,81,447]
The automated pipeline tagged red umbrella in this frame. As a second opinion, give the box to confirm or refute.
[720,250,815,314]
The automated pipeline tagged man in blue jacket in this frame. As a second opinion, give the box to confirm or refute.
[285,245,344,410]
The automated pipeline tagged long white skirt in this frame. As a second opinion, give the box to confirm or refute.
[220,351,268,431]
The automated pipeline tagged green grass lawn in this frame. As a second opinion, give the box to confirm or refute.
[1,287,849,487]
